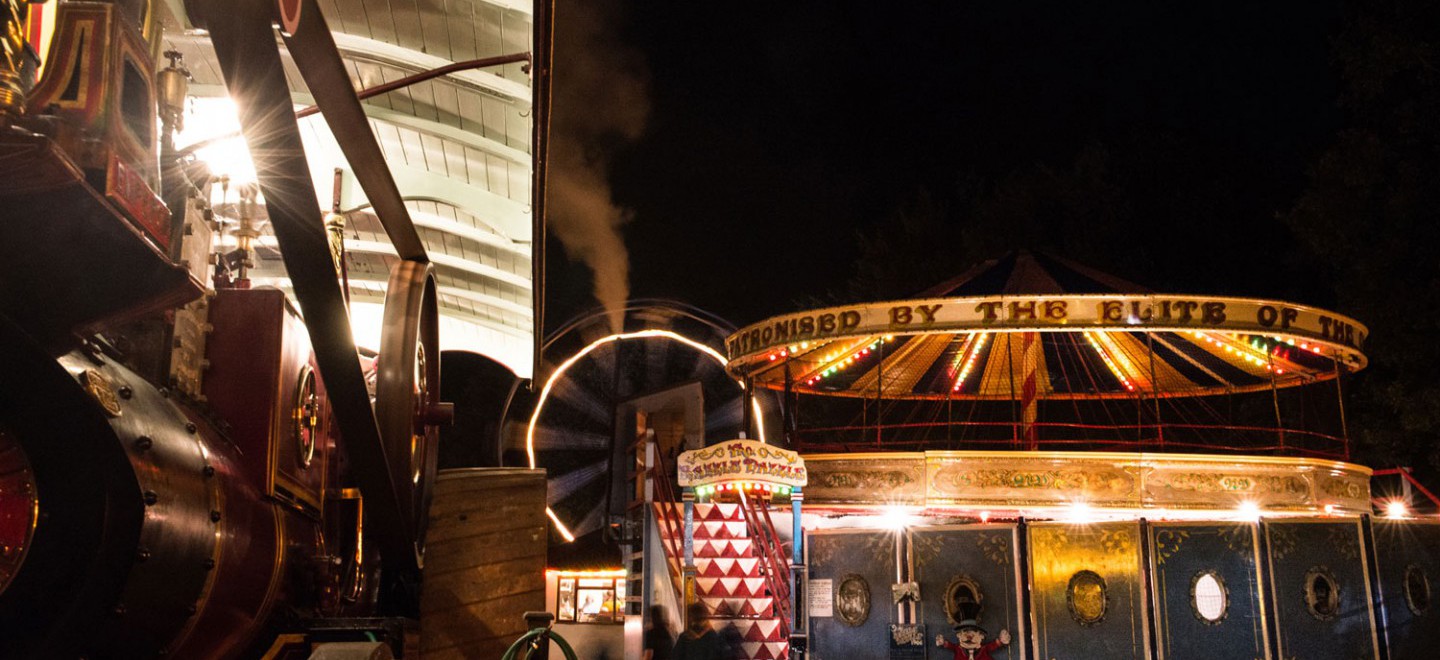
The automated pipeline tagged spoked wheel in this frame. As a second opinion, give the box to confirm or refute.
[376,260,452,564]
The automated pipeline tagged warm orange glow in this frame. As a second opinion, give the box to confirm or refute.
[546,568,627,578]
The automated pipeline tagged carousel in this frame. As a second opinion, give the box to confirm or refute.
[698,252,1437,660]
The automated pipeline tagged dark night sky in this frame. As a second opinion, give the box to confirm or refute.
[547,0,1349,330]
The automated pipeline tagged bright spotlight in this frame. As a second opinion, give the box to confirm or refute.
[1386,500,1409,519]
[881,506,916,531]
[1236,501,1261,522]
[1063,501,1094,524]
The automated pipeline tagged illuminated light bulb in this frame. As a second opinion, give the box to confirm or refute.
[1064,501,1094,524]
[800,342,809,349]
[1236,501,1261,521]
[1276,369,1285,375]
[979,511,991,523]
[769,355,777,361]
[881,506,915,530]
[1386,500,1409,519]
[1299,342,1308,349]
[1312,347,1322,354]
[780,350,788,357]
[1323,504,1336,515]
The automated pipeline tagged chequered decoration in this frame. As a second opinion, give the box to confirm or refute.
[655,502,789,660]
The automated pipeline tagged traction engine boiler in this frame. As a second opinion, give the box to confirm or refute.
[0,0,451,657]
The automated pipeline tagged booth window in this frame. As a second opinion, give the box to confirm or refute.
[1190,571,1227,623]
[557,576,626,623]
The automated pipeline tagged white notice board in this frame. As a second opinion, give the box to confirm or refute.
[808,578,833,617]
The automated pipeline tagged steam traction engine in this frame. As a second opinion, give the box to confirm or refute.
[0,0,452,657]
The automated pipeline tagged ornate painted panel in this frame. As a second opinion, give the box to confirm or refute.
[808,529,900,660]
[1262,518,1379,660]
[1028,521,1148,659]
[804,454,926,506]
[1371,520,1440,659]
[802,451,1372,515]
[1148,522,1268,660]
[910,525,1024,659]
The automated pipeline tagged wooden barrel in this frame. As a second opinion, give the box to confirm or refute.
[420,468,547,659]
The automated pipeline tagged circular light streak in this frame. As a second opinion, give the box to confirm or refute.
[527,329,767,541]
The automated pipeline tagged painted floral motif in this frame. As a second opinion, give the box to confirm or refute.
[1326,525,1361,562]
[1268,525,1300,561]
[976,532,1012,566]
[1154,529,1191,565]
[1099,528,1136,556]
[1217,524,1255,554]
[911,532,946,565]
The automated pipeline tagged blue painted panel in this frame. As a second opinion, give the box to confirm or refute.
[808,530,899,660]
[1371,520,1440,659]
[1148,523,1266,660]
[1263,519,1379,660]
[911,525,1023,660]
[1028,522,1147,660]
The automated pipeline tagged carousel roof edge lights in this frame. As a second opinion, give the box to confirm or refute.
[728,292,1367,400]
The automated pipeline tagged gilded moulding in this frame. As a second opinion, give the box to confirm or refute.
[803,453,926,506]
[800,451,1372,515]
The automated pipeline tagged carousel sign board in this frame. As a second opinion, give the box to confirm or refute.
[727,294,1367,367]
[676,439,808,488]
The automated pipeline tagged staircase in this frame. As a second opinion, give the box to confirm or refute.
[656,502,791,660]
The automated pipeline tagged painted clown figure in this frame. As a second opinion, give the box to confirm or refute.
[935,619,1011,660]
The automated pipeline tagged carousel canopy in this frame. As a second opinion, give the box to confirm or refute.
[727,252,1367,400]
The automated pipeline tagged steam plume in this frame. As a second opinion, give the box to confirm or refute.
[549,0,649,333]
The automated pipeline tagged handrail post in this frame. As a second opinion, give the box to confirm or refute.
[682,486,695,592]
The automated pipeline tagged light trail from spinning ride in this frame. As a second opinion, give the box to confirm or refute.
[526,329,766,541]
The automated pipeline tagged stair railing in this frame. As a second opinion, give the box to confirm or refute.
[649,450,687,606]
[738,491,792,638]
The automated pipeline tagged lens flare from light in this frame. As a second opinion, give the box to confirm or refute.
[880,506,917,531]
[1386,500,1409,519]
[1236,501,1261,522]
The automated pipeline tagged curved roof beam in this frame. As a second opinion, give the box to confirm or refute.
[255,237,531,290]
[255,282,532,340]
[355,163,530,240]
[329,32,531,105]
[187,84,530,167]
[405,208,532,257]
[249,270,532,318]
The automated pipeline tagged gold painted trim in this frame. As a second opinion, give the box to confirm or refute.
[801,451,1372,516]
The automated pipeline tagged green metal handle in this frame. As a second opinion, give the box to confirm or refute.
[501,627,577,660]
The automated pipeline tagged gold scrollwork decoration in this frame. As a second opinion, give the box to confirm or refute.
[1268,525,1300,561]
[911,533,945,565]
[1154,529,1191,565]
[976,532,1012,566]
[1217,524,1255,554]
[1099,528,1135,556]
[1326,526,1361,562]
[814,469,916,490]
[80,369,122,417]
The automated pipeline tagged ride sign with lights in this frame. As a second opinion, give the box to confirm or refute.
[677,439,807,489]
